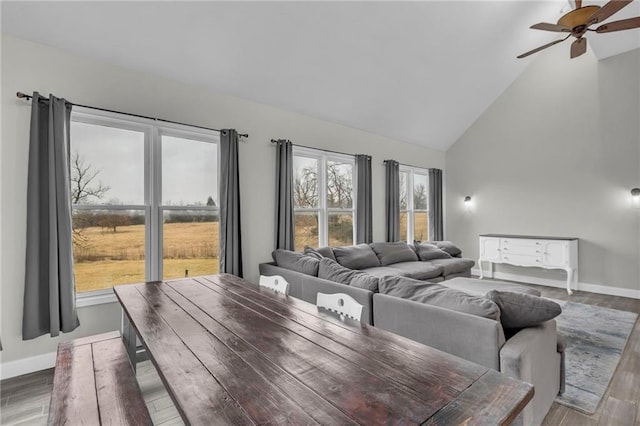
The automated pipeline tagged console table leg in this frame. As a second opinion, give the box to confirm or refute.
[479,259,484,279]
[565,268,574,295]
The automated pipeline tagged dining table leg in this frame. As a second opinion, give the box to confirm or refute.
[122,311,138,372]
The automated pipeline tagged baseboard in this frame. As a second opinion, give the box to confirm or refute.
[470,268,640,300]
[0,351,57,380]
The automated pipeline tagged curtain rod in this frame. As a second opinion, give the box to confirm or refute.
[383,159,436,171]
[270,139,369,158]
[16,92,248,138]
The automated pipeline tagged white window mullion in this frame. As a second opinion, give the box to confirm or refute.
[148,127,162,281]
[318,154,328,246]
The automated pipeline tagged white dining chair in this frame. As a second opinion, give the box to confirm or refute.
[316,292,363,321]
[259,275,290,295]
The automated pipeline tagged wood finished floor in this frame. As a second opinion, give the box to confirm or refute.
[0,282,638,425]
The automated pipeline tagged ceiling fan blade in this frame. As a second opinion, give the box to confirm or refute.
[531,22,572,32]
[570,38,587,58]
[595,16,640,32]
[588,0,633,24]
[517,35,571,59]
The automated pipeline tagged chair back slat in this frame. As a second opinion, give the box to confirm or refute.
[259,275,290,295]
[316,292,363,321]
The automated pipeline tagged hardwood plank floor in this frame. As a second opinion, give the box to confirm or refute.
[0,282,637,425]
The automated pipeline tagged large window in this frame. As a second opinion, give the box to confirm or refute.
[70,109,219,294]
[399,166,429,242]
[293,148,355,251]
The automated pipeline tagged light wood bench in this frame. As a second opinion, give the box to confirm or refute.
[48,331,152,425]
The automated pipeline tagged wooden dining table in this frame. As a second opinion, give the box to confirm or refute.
[114,273,533,425]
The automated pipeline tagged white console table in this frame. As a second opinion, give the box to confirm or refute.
[478,234,579,295]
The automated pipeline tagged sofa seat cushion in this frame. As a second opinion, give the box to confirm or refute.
[332,244,380,270]
[369,242,418,266]
[428,258,475,277]
[385,261,444,280]
[360,266,410,278]
[318,258,379,292]
[272,249,320,276]
[378,276,500,321]
[442,277,541,297]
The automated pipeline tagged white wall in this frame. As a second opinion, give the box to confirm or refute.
[446,46,640,294]
[0,35,444,370]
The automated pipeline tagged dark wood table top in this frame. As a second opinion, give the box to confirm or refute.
[114,274,533,425]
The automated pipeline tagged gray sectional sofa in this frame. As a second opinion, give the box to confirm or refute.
[259,241,564,425]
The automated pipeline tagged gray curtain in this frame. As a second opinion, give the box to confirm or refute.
[23,92,79,340]
[219,129,243,277]
[274,140,294,250]
[355,154,372,244]
[384,160,400,242]
[428,168,444,241]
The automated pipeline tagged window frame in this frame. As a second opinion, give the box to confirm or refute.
[292,146,356,248]
[399,165,430,243]
[71,107,219,306]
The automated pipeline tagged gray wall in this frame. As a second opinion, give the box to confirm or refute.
[0,35,444,368]
[446,46,640,292]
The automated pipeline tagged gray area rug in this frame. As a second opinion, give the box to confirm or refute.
[552,299,637,414]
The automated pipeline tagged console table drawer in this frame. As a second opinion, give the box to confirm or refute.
[501,238,540,248]
[501,245,541,256]
[500,253,542,266]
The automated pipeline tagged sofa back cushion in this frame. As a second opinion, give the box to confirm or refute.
[272,249,320,276]
[369,242,418,266]
[378,276,500,321]
[332,244,380,270]
[413,242,452,261]
[486,290,561,329]
[318,258,379,292]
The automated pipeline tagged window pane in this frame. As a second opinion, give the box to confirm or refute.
[293,156,319,208]
[414,211,429,241]
[399,172,408,210]
[163,210,219,279]
[72,209,145,292]
[326,161,353,208]
[400,211,408,242]
[414,174,428,210]
[294,212,319,252]
[328,213,353,247]
[70,121,144,205]
[162,136,218,206]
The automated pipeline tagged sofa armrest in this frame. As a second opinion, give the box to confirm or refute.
[373,293,503,370]
[500,320,561,426]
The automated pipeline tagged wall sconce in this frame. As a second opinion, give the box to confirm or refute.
[464,196,472,209]
[632,188,640,207]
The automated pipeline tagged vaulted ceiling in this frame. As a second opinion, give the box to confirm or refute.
[2,1,639,151]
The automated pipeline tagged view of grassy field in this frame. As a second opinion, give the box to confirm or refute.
[400,212,428,242]
[73,222,218,292]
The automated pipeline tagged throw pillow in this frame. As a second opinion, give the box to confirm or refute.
[272,249,320,276]
[318,257,379,292]
[369,242,418,266]
[332,244,380,270]
[485,290,562,329]
[434,241,463,257]
[316,246,336,261]
[379,276,500,320]
[413,241,452,261]
[303,246,323,260]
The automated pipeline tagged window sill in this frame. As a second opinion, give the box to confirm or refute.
[76,289,118,308]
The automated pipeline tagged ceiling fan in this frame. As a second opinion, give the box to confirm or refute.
[518,0,640,59]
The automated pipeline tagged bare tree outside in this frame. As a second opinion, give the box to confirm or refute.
[71,151,110,204]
